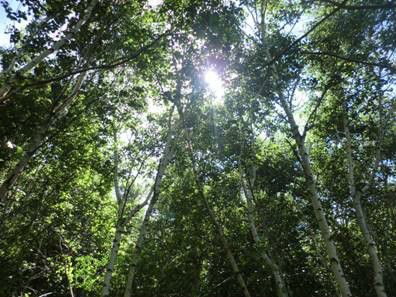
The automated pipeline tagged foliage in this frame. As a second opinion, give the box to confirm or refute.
[0,0,395,296]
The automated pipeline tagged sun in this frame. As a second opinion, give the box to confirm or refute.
[204,69,225,104]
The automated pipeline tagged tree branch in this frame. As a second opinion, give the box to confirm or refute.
[264,1,346,67]
[303,82,333,136]
[302,51,396,72]
[319,0,396,10]
[16,32,171,90]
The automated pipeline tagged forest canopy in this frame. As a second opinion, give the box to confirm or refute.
[0,0,395,297]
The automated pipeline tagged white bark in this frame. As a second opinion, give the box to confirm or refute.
[0,71,88,203]
[101,190,152,297]
[177,106,252,297]
[241,178,289,297]
[123,118,174,297]
[344,117,387,297]
[279,97,352,297]
[0,128,44,203]
[113,131,123,204]
[256,12,352,291]
[102,227,122,297]
[0,0,98,102]
[123,190,156,297]
[254,3,352,292]
[2,0,98,76]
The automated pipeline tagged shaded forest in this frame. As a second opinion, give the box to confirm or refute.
[0,0,395,296]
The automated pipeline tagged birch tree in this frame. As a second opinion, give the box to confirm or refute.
[343,114,387,297]
[169,78,253,297]
[0,69,90,203]
[0,0,395,296]
[123,108,175,297]
[102,130,154,297]
[241,170,289,297]
[242,1,352,295]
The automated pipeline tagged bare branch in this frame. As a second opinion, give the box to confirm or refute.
[303,82,333,136]
[124,188,153,225]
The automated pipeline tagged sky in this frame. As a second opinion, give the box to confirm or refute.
[0,0,165,48]
[0,0,28,48]
[0,2,12,48]
[0,0,309,127]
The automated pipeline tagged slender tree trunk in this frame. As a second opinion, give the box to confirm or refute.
[279,97,352,297]
[255,6,352,294]
[123,192,156,297]
[102,192,152,297]
[102,227,122,297]
[101,130,126,297]
[103,104,157,296]
[344,118,387,297]
[196,181,252,297]
[0,0,98,102]
[0,128,45,203]
[175,104,252,297]
[255,0,351,292]
[0,71,87,203]
[68,283,75,297]
[123,117,174,297]
[242,179,289,297]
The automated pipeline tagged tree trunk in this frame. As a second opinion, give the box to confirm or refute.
[0,0,98,102]
[279,97,352,297]
[242,178,289,297]
[102,191,152,297]
[255,0,351,292]
[18,0,98,75]
[176,106,252,297]
[102,227,122,297]
[123,119,174,297]
[0,71,87,203]
[123,193,156,297]
[344,118,387,297]
[0,128,45,203]
[197,184,252,297]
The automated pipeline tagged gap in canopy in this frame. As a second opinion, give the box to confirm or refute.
[204,68,225,105]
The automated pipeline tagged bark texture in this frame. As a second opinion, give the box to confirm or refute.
[242,178,289,297]
[0,71,87,203]
[175,101,252,297]
[280,97,352,297]
[344,117,387,297]
[0,0,98,102]
[123,120,174,297]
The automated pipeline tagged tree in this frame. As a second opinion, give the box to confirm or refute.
[0,1,395,296]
